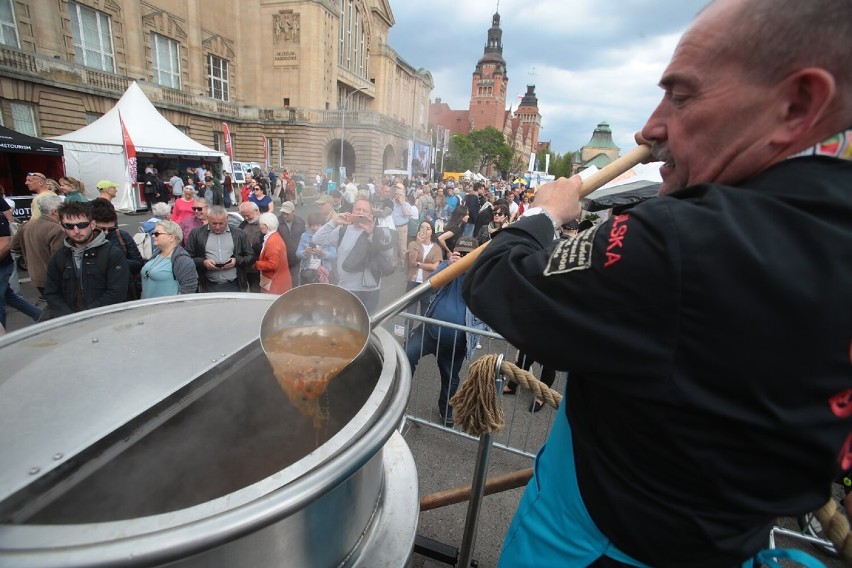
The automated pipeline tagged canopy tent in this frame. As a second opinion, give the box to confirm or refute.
[0,126,65,218]
[580,160,664,212]
[582,179,661,212]
[50,82,229,212]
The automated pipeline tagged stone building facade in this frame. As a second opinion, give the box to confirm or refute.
[0,0,432,183]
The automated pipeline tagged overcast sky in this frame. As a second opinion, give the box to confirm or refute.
[387,0,709,156]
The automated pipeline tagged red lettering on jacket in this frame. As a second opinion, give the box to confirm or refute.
[604,214,630,268]
[839,432,852,470]
[830,389,852,418]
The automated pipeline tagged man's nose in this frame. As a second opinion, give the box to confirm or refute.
[640,100,667,144]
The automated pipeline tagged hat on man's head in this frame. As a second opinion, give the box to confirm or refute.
[454,236,478,254]
[394,182,405,190]
[280,201,296,214]
[96,180,118,189]
[315,195,334,204]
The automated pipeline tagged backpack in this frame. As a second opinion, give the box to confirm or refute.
[133,230,154,260]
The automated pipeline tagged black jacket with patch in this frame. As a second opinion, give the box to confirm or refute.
[462,156,852,567]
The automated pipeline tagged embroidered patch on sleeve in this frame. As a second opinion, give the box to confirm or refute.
[544,223,601,275]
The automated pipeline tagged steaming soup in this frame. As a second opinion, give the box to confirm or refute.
[264,325,365,426]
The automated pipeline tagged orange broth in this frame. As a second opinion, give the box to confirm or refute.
[264,325,366,426]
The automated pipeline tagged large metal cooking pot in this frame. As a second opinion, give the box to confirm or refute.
[0,294,417,567]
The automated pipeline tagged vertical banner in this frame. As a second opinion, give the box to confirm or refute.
[407,140,414,175]
[262,135,269,169]
[222,122,234,163]
[436,126,444,153]
[443,129,450,152]
[545,153,550,174]
[118,110,138,212]
[527,152,535,173]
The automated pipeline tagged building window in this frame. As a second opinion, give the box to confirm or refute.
[68,2,115,72]
[11,102,36,136]
[151,33,180,89]
[213,131,223,152]
[338,0,368,78]
[0,0,19,48]
[282,97,290,107]
[207,54,229,101]
[85,111,102,124]
[278,138,284,168]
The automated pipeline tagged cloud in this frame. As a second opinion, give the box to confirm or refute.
[387,0,707,154]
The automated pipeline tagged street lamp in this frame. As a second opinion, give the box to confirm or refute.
[339,86,368,184]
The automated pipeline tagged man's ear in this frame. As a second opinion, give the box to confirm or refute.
[771,67,836,146]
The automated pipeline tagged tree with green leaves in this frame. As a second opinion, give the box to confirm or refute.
[442,134,478,172]
[436,127,516,177]
[535,148,576,178]
[469,126,511,172]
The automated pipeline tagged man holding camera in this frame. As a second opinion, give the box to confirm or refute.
[312,197,394,313]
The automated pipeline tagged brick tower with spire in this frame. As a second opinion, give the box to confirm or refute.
[469,11,508,131]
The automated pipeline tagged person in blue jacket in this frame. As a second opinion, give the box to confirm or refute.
[406,236,478,427]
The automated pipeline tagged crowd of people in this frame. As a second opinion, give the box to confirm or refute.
[0,166,321,332]
[2,170,561,428]
[1,166,575,437]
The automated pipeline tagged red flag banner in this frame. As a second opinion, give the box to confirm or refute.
[222,122,233,163]
[119,110,138,211]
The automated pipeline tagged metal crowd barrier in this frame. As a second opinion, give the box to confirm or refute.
[391,311,563,459]
[382,311,564,566]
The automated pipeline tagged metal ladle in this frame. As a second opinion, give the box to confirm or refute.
[260,144,652,403]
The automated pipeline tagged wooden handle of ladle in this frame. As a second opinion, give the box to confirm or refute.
[427,144,652,290]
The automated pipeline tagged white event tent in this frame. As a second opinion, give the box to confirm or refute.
[50,82,229,212]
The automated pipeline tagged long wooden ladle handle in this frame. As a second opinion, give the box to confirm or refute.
[427,144,653,290]
[371,145,652,324]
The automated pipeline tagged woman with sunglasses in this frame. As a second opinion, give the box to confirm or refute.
[249,184,275,214]
[171,185,196,225]
[476,203,510,245]
[141,220,197,298]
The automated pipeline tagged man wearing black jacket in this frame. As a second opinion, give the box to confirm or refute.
[44,202,129,317]
[462,0,852,566]
[186,205,255,292]
[462,182,484,237]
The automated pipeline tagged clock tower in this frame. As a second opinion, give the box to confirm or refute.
[469,11,508,132]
